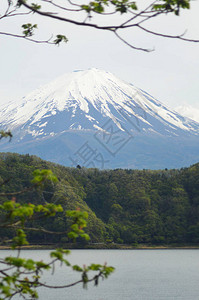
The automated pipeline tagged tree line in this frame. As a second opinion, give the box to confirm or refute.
[0,152,199,246]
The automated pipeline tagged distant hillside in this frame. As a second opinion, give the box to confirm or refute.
[0,152,199,246]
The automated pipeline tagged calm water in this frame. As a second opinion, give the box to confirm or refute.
[1,249,199,300]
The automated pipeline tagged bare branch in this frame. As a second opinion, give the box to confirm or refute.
[120,0,158,27]
[0,31,54,44]
[137,10,165,27]
[114,30,153,52]
[38,279,83,289]
[0,9,15,20]
[4,0,12,16]
[40,0,83,12]
[137,24,199,42]
[21,272,103,289]
[5,11,32,17]
[0,0,198,50]
[67,0,82,8]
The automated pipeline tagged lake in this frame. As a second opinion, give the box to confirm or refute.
[1,249,199,300]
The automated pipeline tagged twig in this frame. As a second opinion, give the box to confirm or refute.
[137,25,199,42]
[0,31,54,44]
[114,30,153,52]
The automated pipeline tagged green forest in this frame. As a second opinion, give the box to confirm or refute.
[0,152,199,247]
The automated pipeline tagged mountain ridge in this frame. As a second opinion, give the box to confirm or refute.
[0,68,199,169]
[1,68,199,136]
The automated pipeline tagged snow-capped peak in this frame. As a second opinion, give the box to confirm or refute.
[0,68,199,138]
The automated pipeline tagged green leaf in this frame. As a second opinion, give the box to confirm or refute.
[130,2,137,10]
[22,23,37,37]
[72,265,83,272]
[31,3,41,10]
[53,35,68,45]
[32,169,58,185]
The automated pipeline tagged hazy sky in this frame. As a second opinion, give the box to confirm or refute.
[0,1,199,121]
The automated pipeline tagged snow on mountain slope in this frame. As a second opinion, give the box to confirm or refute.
[175,105,199,123]
[0,68,199,139]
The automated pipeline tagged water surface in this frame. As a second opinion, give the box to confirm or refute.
[1,249,199,300]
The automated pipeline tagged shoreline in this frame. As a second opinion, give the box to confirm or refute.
[1,244,199,250]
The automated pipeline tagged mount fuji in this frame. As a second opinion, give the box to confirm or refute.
[0,68,199,169]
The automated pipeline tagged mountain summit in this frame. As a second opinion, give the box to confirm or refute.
[0,68,199,169]
[1,68,198,137]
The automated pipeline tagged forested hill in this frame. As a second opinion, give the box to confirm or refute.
[0,152,199,246]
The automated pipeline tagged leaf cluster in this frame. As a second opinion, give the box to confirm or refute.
[22,23,37,37]
[0,166,114,299]
[1,0,197,51]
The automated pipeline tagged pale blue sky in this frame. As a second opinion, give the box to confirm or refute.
[0,1,199,120]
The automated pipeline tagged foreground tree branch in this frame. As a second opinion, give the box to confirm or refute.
[0,169,114,299]
[0,0,198,50]
[0,31,55,43]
